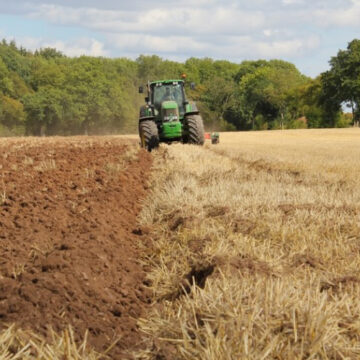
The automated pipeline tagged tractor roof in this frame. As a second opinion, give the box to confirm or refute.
[150,79,184,86]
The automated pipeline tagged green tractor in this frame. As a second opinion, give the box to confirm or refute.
[138,79,205,151]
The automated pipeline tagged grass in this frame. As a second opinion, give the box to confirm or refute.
[34,159,56,171]
[0,178,6,205]
[23,156,34,166]
[104,143,140,174]
[11,264,26,280]
[134,128,360,359]
[104,162,124,174]
[0,325,105,360]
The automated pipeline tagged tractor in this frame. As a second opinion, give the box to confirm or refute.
[138,79,205,151]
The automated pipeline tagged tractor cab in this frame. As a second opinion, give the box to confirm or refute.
[150,80,186,119]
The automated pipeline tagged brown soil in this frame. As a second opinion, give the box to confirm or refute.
[0,136,152,358]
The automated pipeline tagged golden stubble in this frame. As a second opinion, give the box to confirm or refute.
[136,128,360,360]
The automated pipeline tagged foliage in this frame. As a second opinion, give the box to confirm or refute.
[320,39,360,126]
[0,95,25,133]
[0,39,357,136]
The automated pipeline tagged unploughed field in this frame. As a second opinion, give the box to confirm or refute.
[1,128,360,359]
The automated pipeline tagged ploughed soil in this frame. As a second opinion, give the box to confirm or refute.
[0,136,152,358]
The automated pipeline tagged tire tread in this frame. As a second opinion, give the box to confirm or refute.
[185,115,205,145]
[139,121,159,151]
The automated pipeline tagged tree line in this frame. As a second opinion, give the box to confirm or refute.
[0,39,359,136]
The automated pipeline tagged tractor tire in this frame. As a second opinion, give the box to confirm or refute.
[185,115,205,145]
[139,120,159,152]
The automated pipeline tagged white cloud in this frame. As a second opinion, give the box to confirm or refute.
[21,2,323,60]
[8,36,108,57]
[254,36,320,58]
[51,39,108,57]
[312,0,360,26]
[107,31,320,60]
[28,4,266,36]
[282,0,304,5]
[1,0,359,75]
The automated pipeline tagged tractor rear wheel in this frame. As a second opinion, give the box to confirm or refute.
[184,115,205,145]
[139,120,159,152]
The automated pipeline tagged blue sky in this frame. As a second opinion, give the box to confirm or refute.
[0,0,359,77]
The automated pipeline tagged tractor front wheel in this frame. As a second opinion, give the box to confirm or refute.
[139,120,159,152]
[184,115,205,145]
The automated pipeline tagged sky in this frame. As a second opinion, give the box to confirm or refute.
[0,0,359,77]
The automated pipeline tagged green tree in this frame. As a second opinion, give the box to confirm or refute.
[200,76,235,130]
[321,39,360,126]
[23,88,70,135]
[35,47,65,60]
[233,61,307,130]
[0,39,348,136]
[0,95,25,135]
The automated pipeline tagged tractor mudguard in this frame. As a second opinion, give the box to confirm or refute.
[139,116,156,122]
[184,110,200,117]
[184,102,200,117]
[140,105,154,120]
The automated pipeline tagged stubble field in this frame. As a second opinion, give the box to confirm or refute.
[1,128,360,359]
[136,128,360,359]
